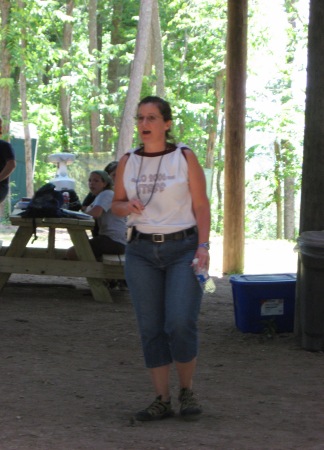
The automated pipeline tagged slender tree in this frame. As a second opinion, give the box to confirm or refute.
[102,0,123,154]
[59,0,74,151]
[0,0,11,138]
[282,0,298,239]
[150,0,164,97]
[215,114,225,233]
[116,0,154,158]
[17,0,34,197]
[88,0,101,153]
[0,0,12,218]
[274,140,283,238]
[282,139,296,239]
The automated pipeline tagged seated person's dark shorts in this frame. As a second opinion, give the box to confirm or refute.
[89,235,125,260]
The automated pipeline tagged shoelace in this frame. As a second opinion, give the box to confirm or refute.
[147,398,169,416]
[179,390,197,408]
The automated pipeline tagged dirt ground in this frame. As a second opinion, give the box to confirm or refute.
[0,226,323,450]
[0,270,323,450]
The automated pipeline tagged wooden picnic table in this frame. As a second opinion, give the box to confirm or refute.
[0,212,124,302]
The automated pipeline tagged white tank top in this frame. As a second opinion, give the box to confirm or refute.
[124,143,197,234]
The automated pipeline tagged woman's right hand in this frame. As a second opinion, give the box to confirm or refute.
[128,199,145,214]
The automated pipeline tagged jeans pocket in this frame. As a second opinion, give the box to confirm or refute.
[184,232,198,249]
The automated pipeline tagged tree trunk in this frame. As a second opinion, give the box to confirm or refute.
[0,0,11,139]
[223,0,247,274]
[19,72,34,198]
[274,140,283,239]
[17,0,34,197]
[284,176,295,239]
[59,0,74,151]
[281,139,296,240]
[0,0,12,218]
[176,30,188,100]
[216,114,225,234]
[206,71,225,228]
[206,70,225,169]
[116,0,154,158]
[151,0,164,97]
[88,0,101,153]
[280,1,297,240]
[103,0,123,154]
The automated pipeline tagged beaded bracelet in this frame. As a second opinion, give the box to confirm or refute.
[198,242,210,250]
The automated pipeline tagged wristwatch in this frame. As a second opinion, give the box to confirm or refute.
[198,242,210,250]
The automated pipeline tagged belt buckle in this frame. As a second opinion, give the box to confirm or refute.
[152,233,164,243]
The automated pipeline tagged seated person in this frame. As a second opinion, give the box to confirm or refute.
[67,170,126,260]
[62,188,82,211]
[104,160,118,181]
[82,160,118,211]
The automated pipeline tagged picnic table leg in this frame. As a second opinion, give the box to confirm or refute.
[0,227,33,293]
[47,227,56,258]
[68,228,113,303]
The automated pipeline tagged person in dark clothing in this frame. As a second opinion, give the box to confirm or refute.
[0,118,16,204]
[63,188,82,211]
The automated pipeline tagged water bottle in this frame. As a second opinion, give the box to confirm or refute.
[192,258,216,293]
[62,191,70,209]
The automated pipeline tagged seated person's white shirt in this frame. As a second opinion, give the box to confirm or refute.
[90,190,126,245]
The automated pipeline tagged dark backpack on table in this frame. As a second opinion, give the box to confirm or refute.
[19,183,65,242]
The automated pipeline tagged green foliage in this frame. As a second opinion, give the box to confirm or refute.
[0,0,309,238]
[160,0,227,159]
[0,77,14,88]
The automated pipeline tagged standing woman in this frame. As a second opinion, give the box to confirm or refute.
[112,96,211,421]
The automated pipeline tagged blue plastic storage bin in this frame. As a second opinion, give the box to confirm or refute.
[229,273,297,333]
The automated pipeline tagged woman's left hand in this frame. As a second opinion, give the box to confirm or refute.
[193,246,210,270]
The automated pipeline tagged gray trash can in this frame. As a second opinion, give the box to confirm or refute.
[296,231,324,351]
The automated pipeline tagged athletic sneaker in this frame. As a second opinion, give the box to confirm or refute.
[178,388,202,420]
[135,395,175,421]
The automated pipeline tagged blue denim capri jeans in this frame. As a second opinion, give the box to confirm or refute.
[125,231,203,368]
